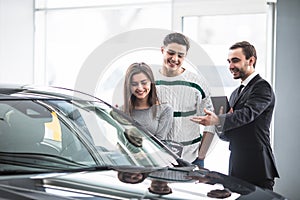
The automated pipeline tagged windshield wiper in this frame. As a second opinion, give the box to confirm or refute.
[0,152,168,175]
[0,152,86,172]
[56,165,167,174]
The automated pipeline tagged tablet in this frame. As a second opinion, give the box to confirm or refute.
[211,96,230,115]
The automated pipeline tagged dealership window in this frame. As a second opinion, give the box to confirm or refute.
[182,13,268,174]
[34,0,172,88]
[171,0,275,174]
[34,0,275,175]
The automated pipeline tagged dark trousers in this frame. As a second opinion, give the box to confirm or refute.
[229,154,275,191]
[254,179,275,191]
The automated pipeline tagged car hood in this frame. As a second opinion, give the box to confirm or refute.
[0,169,285,200]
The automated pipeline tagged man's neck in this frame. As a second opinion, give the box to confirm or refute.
[160,67,185,77]
[241,71,258,84]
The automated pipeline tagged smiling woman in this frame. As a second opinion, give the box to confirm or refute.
[121,62,173,141]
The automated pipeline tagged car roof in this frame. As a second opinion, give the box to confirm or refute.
[0,84,88,101]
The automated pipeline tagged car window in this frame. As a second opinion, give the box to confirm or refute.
[0,100,95,165]
[0,97,177,173]
[45,99,177,168]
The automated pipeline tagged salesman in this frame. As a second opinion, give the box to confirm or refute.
[191,41,279,190]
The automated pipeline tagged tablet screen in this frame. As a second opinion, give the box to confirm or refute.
[211,96,230,115]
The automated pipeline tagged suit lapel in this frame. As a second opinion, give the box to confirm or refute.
[230,88,240,106]
[231,74,262,107]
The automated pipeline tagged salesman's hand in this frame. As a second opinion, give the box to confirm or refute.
[190,108,220,126]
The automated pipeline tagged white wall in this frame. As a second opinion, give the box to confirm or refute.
[0,0,34,84]
[273,0,300,199]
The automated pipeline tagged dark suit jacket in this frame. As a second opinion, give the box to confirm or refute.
[218,74,279,183]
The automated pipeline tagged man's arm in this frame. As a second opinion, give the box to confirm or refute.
[190,108,220,126]
[192,131,215,167]
[198,131,214,160]
[193,80,274,131]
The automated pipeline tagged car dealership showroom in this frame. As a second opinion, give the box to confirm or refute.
[0,0,299,199]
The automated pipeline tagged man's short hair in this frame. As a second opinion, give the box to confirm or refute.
[163,32,190,52]
[230,41,257,67]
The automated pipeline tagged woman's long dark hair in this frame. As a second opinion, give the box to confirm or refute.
[123,62,159,117]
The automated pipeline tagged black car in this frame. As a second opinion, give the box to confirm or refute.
[0,84,287,199]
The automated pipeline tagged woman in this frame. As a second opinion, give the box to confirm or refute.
[123,62,173,140]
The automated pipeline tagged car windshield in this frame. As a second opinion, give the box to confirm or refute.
[0,88,178,174]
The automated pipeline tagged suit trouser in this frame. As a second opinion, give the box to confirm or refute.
[254,179,274,191]
[229,153,275,191]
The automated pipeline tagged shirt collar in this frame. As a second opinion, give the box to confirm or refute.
[241,71,258,87]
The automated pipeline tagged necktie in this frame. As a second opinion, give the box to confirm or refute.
[238,84,244,94]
